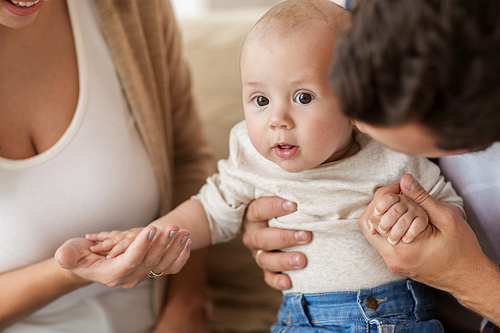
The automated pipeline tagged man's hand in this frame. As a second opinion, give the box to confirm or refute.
[242,197,311,290]
[359,174,494,292]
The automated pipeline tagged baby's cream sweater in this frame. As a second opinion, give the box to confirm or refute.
[195,120,463,293]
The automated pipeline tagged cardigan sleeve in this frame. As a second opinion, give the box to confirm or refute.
[160,0,214,208]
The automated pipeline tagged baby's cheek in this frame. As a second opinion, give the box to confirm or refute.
[308,121,335,145]
[247,128,268,157]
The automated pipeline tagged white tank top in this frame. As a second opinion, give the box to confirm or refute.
[0,1,160,332]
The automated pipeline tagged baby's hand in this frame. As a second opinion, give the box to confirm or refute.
[86,228,144,258]
[372,192,429,245]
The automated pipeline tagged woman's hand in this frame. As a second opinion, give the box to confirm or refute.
[55,225,191,289]
[359,174,500,324]
[242,197,311,290]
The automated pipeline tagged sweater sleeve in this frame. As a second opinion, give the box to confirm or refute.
[193,122,255,244]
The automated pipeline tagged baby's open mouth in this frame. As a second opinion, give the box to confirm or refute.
[7,0,40,7]
[273,143,299,158]
[276,144,296,150]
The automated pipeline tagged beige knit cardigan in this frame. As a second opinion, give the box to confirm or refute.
[94,0,213,315]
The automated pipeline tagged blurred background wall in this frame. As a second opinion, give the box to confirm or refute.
[172,0,347,18]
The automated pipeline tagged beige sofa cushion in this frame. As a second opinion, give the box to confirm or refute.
[180,9,283,333]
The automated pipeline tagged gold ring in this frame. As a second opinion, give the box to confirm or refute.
[147,270,164,279]
[255,249,264,268]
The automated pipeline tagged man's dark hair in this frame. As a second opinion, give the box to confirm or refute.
[331,0,500,151]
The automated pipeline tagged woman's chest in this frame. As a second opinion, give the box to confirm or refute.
[0,7,78,159]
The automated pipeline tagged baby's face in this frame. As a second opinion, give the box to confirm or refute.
[241,21,354,173]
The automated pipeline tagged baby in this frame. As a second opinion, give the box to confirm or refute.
[89,1,463,331]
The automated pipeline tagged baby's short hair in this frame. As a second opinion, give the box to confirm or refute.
[249,0,350,42]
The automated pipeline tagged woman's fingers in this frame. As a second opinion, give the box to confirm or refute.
[119,226,161,271]
[161,239,192,275]
[151,229,190,274]
[56,225,190,289]
[96,226,177,288]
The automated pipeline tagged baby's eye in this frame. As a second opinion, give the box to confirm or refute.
[253,96,270,107]
[294,93,314,105]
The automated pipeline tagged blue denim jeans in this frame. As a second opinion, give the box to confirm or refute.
[271,280,443,333]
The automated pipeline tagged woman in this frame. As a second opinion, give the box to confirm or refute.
[0,0,209,331]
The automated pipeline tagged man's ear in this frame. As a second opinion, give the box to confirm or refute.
[351,119,364,132]
[350,119,366,133]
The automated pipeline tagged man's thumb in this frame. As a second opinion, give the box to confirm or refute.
[400,174,441,219]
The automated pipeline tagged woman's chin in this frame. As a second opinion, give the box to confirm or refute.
[0,0,44,28]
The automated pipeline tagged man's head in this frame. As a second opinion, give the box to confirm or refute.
[331,0,500,156]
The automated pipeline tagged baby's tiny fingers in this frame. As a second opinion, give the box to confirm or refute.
[86,233,99,241]
[90,233,127,253]
[374,193,400,215]
[89,239,116,254]
[86,232,109,241]
[402,215,428,243]
[106,237,136,258]
[379,200,409,234]
[86,230,122,242]
[387,222,410,245]
[89,242,108,253]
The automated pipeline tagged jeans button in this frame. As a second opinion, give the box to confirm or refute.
[366,296,379,310]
